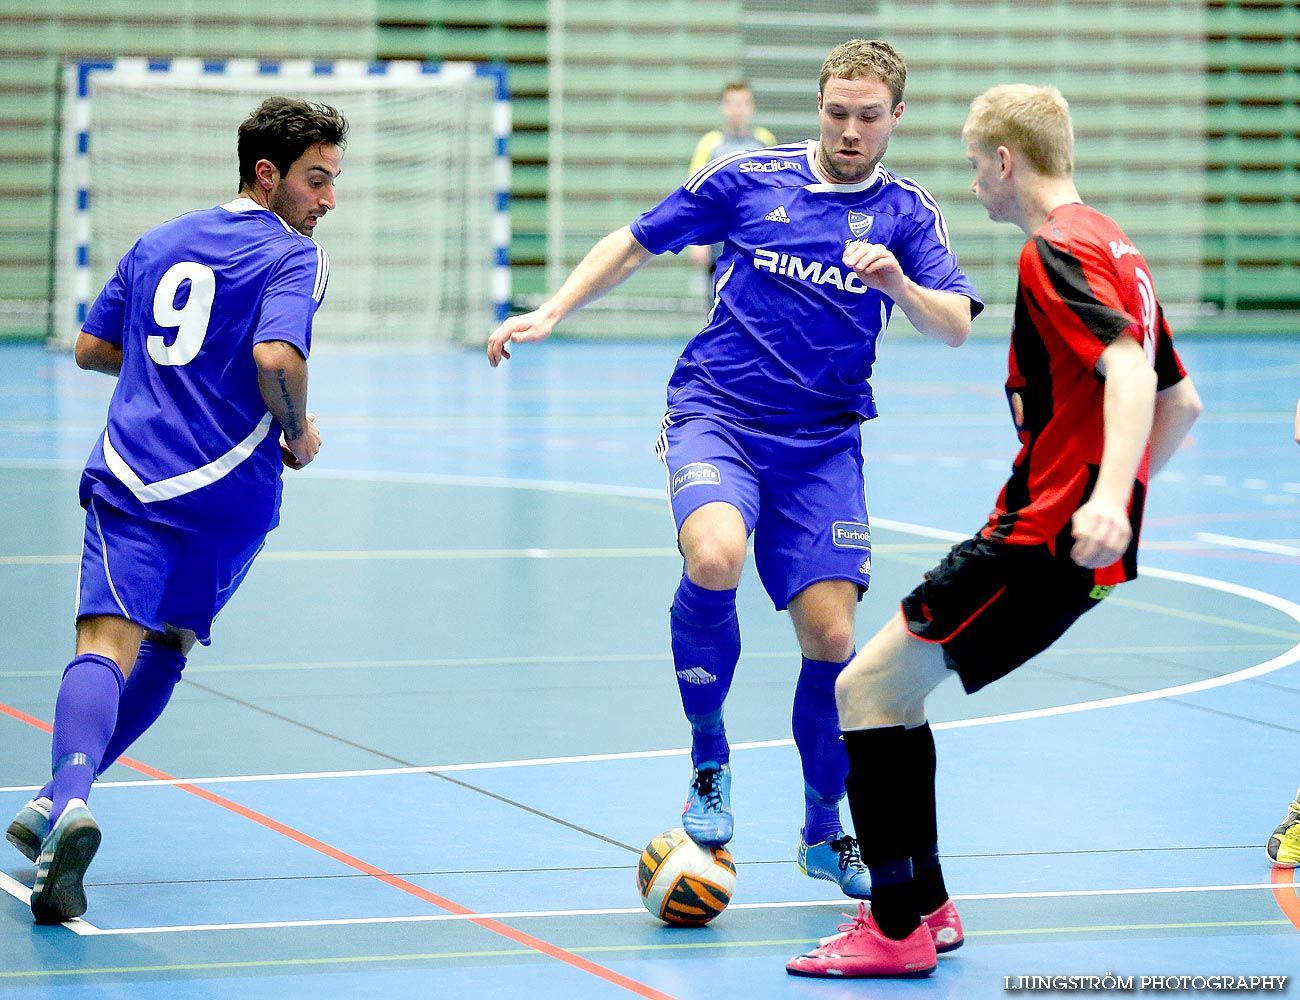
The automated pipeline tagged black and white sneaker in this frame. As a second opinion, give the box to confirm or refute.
[30,799,101,925]
[6,796,52,862]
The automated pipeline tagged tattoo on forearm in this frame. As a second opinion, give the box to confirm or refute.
[274,370,302,439]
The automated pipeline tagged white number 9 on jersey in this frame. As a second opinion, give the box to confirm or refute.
[149,261,216,366]
[1134,266,1157,366]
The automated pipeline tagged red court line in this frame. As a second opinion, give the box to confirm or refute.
[1269,865,1300,933]
[0,702,53,735]
[1,700,681,1000]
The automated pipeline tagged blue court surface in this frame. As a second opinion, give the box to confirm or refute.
[1,333,1297,997]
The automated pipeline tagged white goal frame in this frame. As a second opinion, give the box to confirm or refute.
[54,58,511,346]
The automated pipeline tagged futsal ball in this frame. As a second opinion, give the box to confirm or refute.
[637,827,736,926]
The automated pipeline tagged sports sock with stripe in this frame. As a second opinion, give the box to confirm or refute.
[670,574,740,767]
[904,722,949,914]
[49,653,125,825]
[843,724,930,940]
[793,653,853,844]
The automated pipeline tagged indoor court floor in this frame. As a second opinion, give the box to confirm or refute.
[1,331,1297,997]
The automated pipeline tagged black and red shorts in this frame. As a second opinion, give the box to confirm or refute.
[901,534,1111,694]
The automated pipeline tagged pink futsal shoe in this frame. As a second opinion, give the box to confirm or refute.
[923,898,964,952]
[786,902,938,979]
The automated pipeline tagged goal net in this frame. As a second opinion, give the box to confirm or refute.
[54,59,510,348]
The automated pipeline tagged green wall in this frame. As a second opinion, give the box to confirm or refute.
[0,1,1294,338]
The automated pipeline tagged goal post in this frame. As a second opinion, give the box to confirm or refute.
[54,58,510,348]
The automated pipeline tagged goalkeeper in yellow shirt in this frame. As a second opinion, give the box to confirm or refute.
[686,81,777,300]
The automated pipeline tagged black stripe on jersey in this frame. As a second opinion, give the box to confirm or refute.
[989,288,1053,542]
[1033,237,1133,347]
[1063,463,1144,578]
[1011,284,1056,440]
[1152,303,1184,392]
[1123,476,1145,579]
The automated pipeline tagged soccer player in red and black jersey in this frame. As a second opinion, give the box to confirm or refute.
[787,84,1203,980]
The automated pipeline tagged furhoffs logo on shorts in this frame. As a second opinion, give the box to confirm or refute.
[831,520,872,550]
[672,462,722,494]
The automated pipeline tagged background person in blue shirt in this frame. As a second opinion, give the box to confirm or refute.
[488,39,982,898]
[6,97,346,925]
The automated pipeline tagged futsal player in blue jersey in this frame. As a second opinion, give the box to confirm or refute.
[488,40,982,898]
[5,97,347,924]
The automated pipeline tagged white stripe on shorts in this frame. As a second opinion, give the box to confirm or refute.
[88,498,131,620]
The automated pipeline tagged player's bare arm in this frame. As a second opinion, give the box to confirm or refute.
[1148,376,1202,475]
[1069,334,1156,569]
[73,331,123,377]
[253,339,319,469]
[488,226,654,367]
[841,242,971,346]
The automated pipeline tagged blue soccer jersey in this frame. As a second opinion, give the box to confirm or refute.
[632,140,983,422]
[80,198,329,537]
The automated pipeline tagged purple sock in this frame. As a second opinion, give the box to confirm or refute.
[49,653,124,825]
[670,574,740,767]
[97,639,186,776]
[794,654,853,843]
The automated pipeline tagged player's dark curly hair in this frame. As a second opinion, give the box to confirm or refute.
[236,97,348,190]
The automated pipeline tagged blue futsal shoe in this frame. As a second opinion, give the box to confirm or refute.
[682,762,733,846]
[798,829,872,899]
[30,799,101,925]
[6,796,52,863]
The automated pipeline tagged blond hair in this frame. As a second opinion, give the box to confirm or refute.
[963,84,1074,177]
[819,39,906,108]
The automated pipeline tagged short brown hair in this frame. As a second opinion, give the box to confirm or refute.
[237,97,348,190]
[819,39,906,108]
[963,84,1073,177]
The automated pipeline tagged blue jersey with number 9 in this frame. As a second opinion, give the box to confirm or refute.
[79,198,328,536]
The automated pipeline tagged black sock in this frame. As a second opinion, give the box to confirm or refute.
[912,844,949,916]
[867,877,920,941]
[843,725,928,940]
[903,723,948,914]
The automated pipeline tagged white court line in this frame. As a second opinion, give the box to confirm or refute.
[3,475,1299,935]
[0,872,94,933]
[0,871,30,907]
[1195,532,1300,558]
[32,882,1294,937]
[3,533,1299,796]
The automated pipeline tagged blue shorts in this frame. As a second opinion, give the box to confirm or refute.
[656,412,872,610]
[76,498,266,645]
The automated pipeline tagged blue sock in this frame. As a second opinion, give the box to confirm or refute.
[670,574,740,768]
[49,653,124,825]
[793,653,853,844]
[97,639,186,776]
